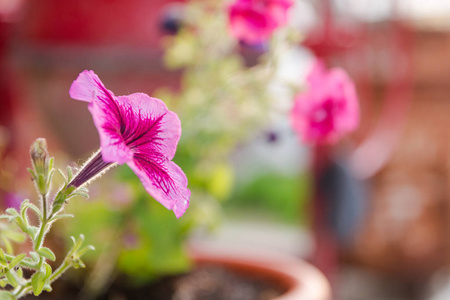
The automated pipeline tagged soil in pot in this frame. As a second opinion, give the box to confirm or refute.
[22,264,286,300]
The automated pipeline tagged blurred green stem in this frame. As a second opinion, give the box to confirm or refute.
[34,194,49,251]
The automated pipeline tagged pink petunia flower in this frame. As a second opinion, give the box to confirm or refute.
[69,70,190,218]
[228,0,293,44]
[291,61,359,145]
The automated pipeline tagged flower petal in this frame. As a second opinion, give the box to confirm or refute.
[291,62,359,144]
[69,70,133,164]
[87,91,133,165]
[228,0,291,43]
[326,68,360,131]
[69,70,111,103]
[115,93,181,161]
[128,157,190,218]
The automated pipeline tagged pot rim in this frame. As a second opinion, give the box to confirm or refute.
[188,245,331,300]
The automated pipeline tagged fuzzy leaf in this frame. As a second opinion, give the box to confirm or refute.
[71,259,85,269]
[47,169,55,185]
[71,234,85,253]
[67,166,73,182]
[38,247,56,262]
[16,268,23,279]
[5,271,17,288]
[0,291,15,300]
[2,230,25,244]
[43,263,52,279]
[23,202,42,220]
[49,214,74,222]
[43,282,52,292]
[9,253,26,268]
[74,192,89,199]
[21,257,33,264]
[27,168,36,179]
[49,157,54,171]
[5,208,18,217]
[78,245,95,257]
[31,272,45,296]
[28,226,39,239]
[30,252,40,262]
[0,249,6,265]
[57,169,67,183]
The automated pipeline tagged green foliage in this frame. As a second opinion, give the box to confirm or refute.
[117,195,191,281]
[158,1,279,168]
[0,139,94,299]
[227,173,311,224]
[64,166,220,283]
[0,291,15,300]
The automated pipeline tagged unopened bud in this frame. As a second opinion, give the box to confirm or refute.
[30,138,51,195]
[30,138,48,171]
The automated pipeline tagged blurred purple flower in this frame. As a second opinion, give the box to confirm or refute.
[228,0,292,44]
[4,192,22,210]
[69,70,190,218]
[291,61,360,145]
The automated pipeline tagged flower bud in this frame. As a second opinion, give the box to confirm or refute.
[30,138,51,195]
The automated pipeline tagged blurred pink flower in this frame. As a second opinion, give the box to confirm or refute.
[291,61,359,145]
[4,192,22,210]
[228,0,292,44]
[69,70,190,218]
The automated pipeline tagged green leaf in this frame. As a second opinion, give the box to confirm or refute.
[67,166,73,182]
[73,192,89,199]
[48,157,54,171]
[42,262,52,279]
[78,245,95,257]
[0,238,12,256]
[43,282,52,292]
[31,272,45,296]
[30,252,39,262]
[23,202,42,220]
[5,208,18,217]
[9,253,26,268]
[27,168,36,179]
[57,169,67,183]
[38,247,56,262]
[19,199,29,212]
[0,280,7,288]
[71,258,85,269]
[2,230,25,244]
[71,234,85,253]
[0,249,7,265]
[16,268,23,279]
[47,169,55,186]
[5,271,17,288]
[21,257,34,264]
[0,290,15,300]
[77,187,89,194]
[27,226,39,239]
[49,214,74,222]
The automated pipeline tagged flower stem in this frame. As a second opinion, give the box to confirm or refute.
[68,150,113,188]
[34,193,49,251]
[12,284,29,299]
[49,260,71,283]
[34,219,48,252]
[42,194,47,224]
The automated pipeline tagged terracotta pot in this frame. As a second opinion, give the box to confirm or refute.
[189,246,331,300]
